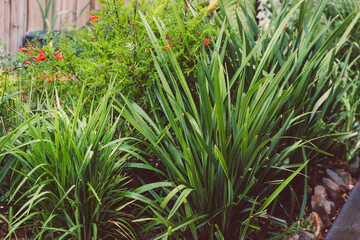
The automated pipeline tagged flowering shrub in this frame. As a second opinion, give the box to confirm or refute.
[14,0,218,114]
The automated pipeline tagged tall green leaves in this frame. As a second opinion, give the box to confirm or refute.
[2,88,136,239]
[222,0,360,162]
[118,5,312,238]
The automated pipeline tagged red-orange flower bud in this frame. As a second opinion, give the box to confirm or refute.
[90,14,99,23]
[54,50,63,61]
[35,52,46,61]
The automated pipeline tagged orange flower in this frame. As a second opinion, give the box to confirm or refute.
[90,14,99,23]
[54,50,63,61]
[41,74,48,79]
[20,46,26,52]
[48,76,54,83]
[25,61,32,65]
[165,44,170,50]
[28,50,35,55]
[35,52,46,61]
[204,38,210,46]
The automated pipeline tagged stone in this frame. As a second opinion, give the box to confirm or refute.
[339,171,354,186]
[349,155,359,174]
[326,169,347,191]
[325,182,360,239]
[290,234,300,240]
[311,186,336,216]
[308,212,324,239]
[314,185,327,197]
[313,203,332,228]
[339,171,354,190]
[299,230,316,240]
[322,177,343,203]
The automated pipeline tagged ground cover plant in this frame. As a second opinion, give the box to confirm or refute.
[0,0,360,239]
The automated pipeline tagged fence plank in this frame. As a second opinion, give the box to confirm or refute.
[91,0,102,11]
[10,0,28,52]
[0,0,11,53]
[53,0,62,30]
[60,0,77,30]
[1,0,102,54]
[76,0,92,28]
[27,0,45,33]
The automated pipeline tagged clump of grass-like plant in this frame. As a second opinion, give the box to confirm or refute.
[116,10,311,238]
[0,87,136,239]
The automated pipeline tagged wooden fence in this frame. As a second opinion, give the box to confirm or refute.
[0,0,102,54]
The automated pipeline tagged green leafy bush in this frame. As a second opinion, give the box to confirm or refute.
[14,0,217,113]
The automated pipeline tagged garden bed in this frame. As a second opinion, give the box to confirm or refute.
[1,0,360,239]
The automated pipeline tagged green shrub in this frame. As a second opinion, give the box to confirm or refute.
[14,0,217,114]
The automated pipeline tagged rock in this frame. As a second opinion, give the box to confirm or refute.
[326,169,347,191]
[308,212,324,239]
[299,230,316,240]
[311,186,336,216]
[313,203,332,228]
[339,171,354,185]
[322,177,343,203]
[349,155,360,174]
[314,185,327,197]
[290,234,300,240]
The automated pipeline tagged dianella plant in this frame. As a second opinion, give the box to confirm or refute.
[116,0,360,238]
[117,5,312,239]
[219,0,360,162]
[0,87,136,239]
